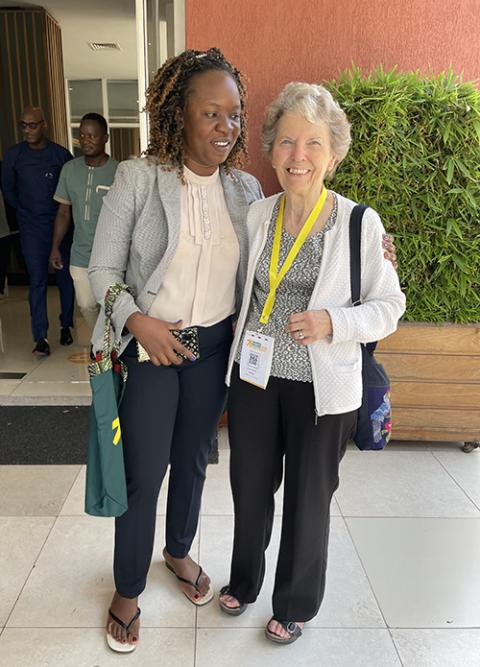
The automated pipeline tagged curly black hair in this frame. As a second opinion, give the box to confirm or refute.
[144,48,249,177]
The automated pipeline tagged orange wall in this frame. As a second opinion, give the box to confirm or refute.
[186,0,480,194]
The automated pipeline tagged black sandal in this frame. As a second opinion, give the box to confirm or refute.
[265,617,303,645]
[106,607,141,653]
[218,585,248,616]
[164,559,214,606]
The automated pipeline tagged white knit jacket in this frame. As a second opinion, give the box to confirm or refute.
[226,192,406,417]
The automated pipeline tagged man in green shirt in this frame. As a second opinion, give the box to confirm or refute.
[50,113,118,330]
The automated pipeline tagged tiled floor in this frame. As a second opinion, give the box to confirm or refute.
[1,288,480,666]
[1,443,480,666]
[0,287,91,405]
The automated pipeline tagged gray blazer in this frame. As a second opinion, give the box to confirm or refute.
[88,158,263,354]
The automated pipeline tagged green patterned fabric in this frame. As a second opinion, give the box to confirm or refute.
[84,283,134,517]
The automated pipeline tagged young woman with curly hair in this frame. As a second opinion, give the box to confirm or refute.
[88,48,262,653]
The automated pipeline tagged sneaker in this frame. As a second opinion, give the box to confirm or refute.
[33,338,50,356]
[60,327,73,345]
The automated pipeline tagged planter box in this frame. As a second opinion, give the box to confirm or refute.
[376,322,480,443]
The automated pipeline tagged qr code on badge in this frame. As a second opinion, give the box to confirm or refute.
[248,352,258,366]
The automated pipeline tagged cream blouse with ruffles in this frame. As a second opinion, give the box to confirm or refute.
[148,166,239,327]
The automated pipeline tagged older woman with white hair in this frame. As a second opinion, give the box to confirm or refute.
[219,82,406,644]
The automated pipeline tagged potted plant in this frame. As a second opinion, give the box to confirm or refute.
[327,67,480,449]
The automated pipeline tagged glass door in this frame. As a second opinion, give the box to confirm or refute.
[135,0,185,153]
[67,78,141,162]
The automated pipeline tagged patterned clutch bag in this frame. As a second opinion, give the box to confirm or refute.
[136,326,200,363]
[136,341,150,363]
[171,327,200,360]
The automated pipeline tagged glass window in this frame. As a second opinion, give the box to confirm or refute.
[68,80,103,122]
[71,127,83,158]
[107,80,139,123]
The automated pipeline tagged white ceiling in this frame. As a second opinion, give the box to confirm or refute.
[0,0,138,78]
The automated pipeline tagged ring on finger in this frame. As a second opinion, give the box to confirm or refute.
[297,330,305,340]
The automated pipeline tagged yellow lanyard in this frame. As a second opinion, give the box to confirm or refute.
[259,187,328,325]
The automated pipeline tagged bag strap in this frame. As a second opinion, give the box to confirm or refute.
[349,204,368,307]
[349,205,377,354]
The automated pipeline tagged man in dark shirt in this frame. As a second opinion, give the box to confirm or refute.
[2,106,75,355]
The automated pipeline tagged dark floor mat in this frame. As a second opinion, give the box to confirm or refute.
[0,406,89,464]
[0,405,220,465]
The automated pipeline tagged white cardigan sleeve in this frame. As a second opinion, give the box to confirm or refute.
[327,208,406,344]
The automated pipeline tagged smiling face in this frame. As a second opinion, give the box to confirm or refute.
[271,112,337,198]
[181,69,242,176]
[79,120,108,158]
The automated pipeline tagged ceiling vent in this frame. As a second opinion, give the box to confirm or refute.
[88,42,121,51]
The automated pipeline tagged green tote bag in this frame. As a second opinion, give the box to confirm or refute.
[84,284,133,517]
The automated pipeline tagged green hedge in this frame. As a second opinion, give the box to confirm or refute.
[327,66,480,324]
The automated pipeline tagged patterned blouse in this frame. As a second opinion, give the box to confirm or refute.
[236,193,338,382]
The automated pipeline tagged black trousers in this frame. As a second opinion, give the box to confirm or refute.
[114,317,232,598]
[227,364,356,622]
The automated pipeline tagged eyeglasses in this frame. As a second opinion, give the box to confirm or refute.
[19,121,44,130]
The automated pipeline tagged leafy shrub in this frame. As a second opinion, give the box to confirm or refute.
[327,66,480,324]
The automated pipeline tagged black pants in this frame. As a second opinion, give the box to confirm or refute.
[114,318,232,598]
[227,364,356,622]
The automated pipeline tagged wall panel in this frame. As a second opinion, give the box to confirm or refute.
[0,7,68,156]
[186,0,480,194]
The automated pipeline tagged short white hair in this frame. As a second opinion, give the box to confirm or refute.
[261,82,352,175]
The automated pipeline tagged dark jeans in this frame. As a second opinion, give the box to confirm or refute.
[20,230,74,341]
[113,317,233,598]
[227,363,357,622]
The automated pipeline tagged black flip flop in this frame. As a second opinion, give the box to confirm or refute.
[106,607,141,653]
[164,560,214,606]
[265,617,303,645]
[218,585,248,616]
